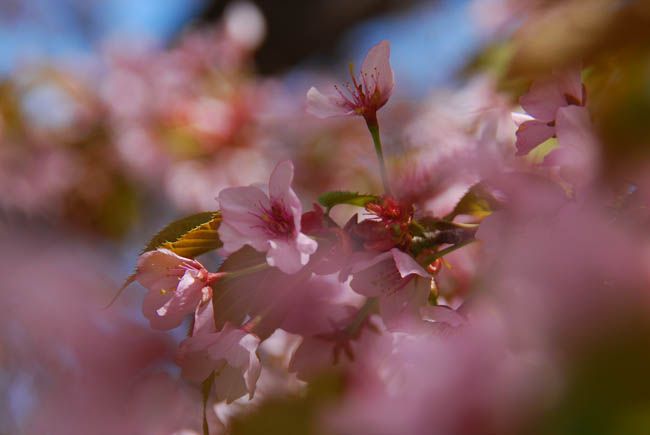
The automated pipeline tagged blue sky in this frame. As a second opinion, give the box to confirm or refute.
[0,0,479,93]
[0,0,205,73]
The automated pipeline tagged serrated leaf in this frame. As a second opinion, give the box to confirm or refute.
[318,190,379,211]
[142,211,222,257]
[445,183,502,220]
[107,211,222,308]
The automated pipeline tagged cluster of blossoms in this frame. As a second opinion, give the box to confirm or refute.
[133,41,476,411]
[6,1,650,433]
[124,30,650,433]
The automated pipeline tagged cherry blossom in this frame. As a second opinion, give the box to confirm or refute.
[136,248,223,330]
[349,248,432,330]
[307,40,394,125]
[176,322,261,403]
[217,160,318,274]
[513,66,586,156]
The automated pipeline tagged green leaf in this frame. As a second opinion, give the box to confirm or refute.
[318,190,379,212]
[142,211,222,257]
[445,183,502,220]
[107,211,222,308]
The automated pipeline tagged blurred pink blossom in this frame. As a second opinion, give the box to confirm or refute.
[176,322,262,403]
[307,41,394,124]
[0,229,202,434]
[350,248,432,331]
[217,160,318,274]
[514,66,586,156]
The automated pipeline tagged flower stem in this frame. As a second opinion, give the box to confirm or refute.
[222,263,269,281]
[366,120,392,195]
[421,239,478,266]
[345,297,378,335]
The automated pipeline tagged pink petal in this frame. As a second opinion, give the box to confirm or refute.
[296,231,318,257]
[136,249,185,292]
[379,276,430,331]
[511,112,534,127]
[267,238,307,274]
[391,249,430,278]
[555,105,595,151]
[360,40,394,104]
[142,289,181,330]
[213,364,250,403]
[176,333,222,383]
[349,255,402,297]
[520,78,568,122]
[519,66,583,121]
[207,324,261,401]
[239,334,262,397]
[515,120,555,156]
[156,271,205,320]
[556,65,585,105]
[268,162,303,229]
[420,305,466,327]
[349,251,393,275]
[268,160,294,199]
[193,301,217,336]
[550,105,598,185]
[306,86,353,118]
[218,185,272,253]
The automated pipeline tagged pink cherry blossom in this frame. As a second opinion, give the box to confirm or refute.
[136,248,223,330]
[349,248,432,331]
[513,66,586,156]
[307,40,394,124]
[176,322,261,403]
[543,104,599,187]
[217,160,318,274]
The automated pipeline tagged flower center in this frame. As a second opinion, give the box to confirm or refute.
[333,63,382,114]
[256,199,295,238]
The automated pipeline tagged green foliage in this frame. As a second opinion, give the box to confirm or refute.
[318,190,379,212]
[107,211,222,307]
[445,182,502,221]
[142,211,222,258]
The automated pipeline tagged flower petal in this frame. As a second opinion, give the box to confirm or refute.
[519,77,569,122]
[379,276,429,331]
[306,86,353,118]
[142,289,181,330]
[515,120,555,156]
[391,249,430,278]
[218,185,272,253]
[267,239,306,274]
[360,40,394,104]
[156,271,205,320]
[136,248,185,292]
[548,105,598,186]
[555,105,595,151]
[420,305,466,327]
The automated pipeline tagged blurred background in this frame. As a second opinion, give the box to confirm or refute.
[0,1,485,432]
[3,0,650,433]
